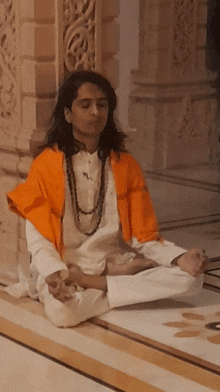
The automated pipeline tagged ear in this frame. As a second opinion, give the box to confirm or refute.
[64,107,72,123]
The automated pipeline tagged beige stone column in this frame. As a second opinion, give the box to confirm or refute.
[0,0,22,284]
[0,0,58,284]
[128,0,218,170]
[20,0,58,161]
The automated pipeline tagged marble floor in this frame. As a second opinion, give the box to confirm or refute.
[0,286,220,392]
[0,335,113,392]
[1,211,220,392]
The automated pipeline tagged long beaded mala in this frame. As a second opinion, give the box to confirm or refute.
[65,154,106,236]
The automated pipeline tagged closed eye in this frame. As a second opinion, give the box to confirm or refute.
[98,99,108,108]
[79,99,108,109]
[80,100,91,108]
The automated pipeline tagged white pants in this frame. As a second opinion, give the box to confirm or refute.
[38,265,202,328]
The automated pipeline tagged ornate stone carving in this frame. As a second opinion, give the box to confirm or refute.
[63,0,99,73]
[173,0,197,73]
[0,0,19,124]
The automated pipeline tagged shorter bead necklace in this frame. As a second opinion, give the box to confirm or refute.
[66,154,106,236]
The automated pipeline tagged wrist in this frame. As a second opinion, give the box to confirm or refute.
[171,252,186,266]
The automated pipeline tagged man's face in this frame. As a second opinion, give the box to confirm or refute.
[64,82,109,141]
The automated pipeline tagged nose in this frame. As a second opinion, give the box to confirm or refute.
[91,103,99,115]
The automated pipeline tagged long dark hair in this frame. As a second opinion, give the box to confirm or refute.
[45,70,127,158]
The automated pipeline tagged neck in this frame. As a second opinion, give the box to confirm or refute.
[73,134,99,154]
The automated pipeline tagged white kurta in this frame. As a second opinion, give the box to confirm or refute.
[9,151,203,327]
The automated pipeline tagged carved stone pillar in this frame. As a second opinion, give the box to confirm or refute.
[0,0,21,170]
[63,0,119,87]
[0,0,58,284]
[128,0,218,170]
[0,0,21,284]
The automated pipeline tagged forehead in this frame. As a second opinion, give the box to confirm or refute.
[76,82,107,99]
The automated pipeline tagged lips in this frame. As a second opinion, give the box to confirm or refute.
[88,120,101,125]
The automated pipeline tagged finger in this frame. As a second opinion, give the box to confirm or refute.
[54,282,72,301]
[45,275,53,285]
[195,249,205,259]
[48,283,60,296]
[202,257,210,272]
[56,285,72,301]
[45,274,61,287]
[189,248,204,259]
[193,263,205,275]
[189,247,201,254]
[202,255,209,263]
[46,279,59,288]
[48,280,63,296]
[194,253,209,272]
[199,250,208,261]
[45,270,62,285]
[56,292,70,302]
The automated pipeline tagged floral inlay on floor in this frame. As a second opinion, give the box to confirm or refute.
[164,311,220,344]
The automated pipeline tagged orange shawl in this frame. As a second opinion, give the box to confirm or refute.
[7,148,159,257]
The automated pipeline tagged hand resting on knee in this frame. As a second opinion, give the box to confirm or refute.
[172,248,209,277]
[45,271,77,302]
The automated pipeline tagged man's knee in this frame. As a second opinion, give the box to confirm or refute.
[44,296,82,328]
[43,289,110,328]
